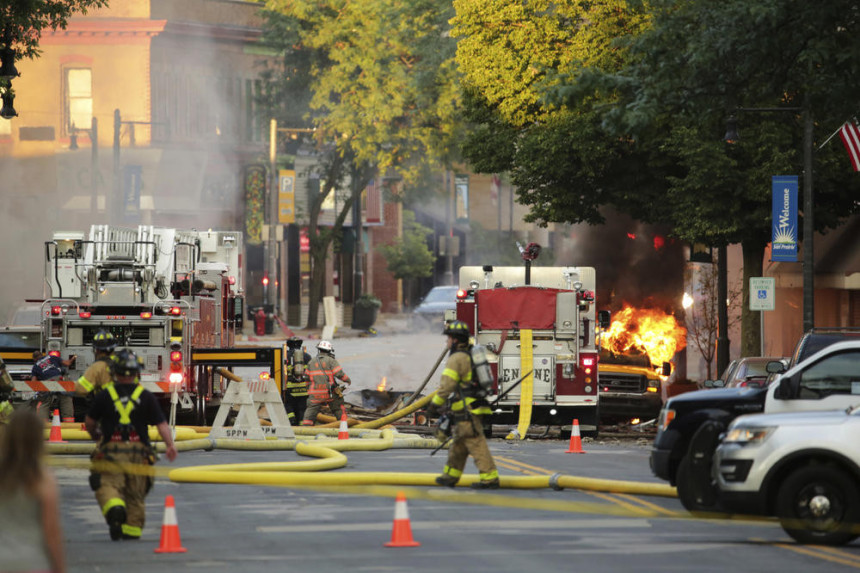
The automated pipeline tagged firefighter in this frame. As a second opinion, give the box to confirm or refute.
[74,330,117,397]
[30,350,76,422]
[84,348,177,541]
[301,340,352,426]
[284,336,312,424]
[428,320,500,489]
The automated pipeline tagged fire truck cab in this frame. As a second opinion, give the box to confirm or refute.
[455,265,609,436]
[38,225,245,423]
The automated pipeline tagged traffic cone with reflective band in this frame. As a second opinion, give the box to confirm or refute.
[565,419,586,454]
[154,495,187,554]
[384,491,420,547]
[338,412,349,440]
[48,409,66,443]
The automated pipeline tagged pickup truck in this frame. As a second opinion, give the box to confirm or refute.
[650,329,860,511]
[714,406,860,546]
[598,349,669,422]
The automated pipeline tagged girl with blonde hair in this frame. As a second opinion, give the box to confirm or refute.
[0,409,66,573]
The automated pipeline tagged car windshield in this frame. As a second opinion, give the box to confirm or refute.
[735,360,770,379]
[0,330,41,347]
[422,287,458,304]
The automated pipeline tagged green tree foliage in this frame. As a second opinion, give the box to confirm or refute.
[377,210,434,308]
[261,0,464,327]
[452,0,860,356]
[1,0,107,59]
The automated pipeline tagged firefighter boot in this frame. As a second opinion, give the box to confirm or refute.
[470,479,500,490]
[106,506,127,541]
[435,475,458,488]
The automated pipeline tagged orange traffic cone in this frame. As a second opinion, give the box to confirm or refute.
[48,409,66,443]
[154,495,187,554]
[384,491,420,547]
[565,419,586,454]
[338,412,350,440]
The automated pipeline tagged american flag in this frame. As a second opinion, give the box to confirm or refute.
[839,119,860,172]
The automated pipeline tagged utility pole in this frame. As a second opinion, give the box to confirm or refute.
[802,106,814,333]
[266,119,278,313]
[352,164,363,302]
[716,245,730,376]
[442,170,454,286]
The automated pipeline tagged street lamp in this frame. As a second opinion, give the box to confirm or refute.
[68,117,99,215]
[724,106,815,333]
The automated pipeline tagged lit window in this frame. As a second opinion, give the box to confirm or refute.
[66,68,92,134]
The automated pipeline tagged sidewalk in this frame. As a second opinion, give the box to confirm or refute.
[235,312,412,345]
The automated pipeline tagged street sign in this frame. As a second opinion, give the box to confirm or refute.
[749,277,775,311]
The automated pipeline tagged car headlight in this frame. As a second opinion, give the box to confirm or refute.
[723,426,775,445]
[657,407,675,432]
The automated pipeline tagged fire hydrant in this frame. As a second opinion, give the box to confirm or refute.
[254,308,266,336]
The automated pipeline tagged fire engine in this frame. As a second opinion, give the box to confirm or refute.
[454,264,610,436]
[36,225,245,423]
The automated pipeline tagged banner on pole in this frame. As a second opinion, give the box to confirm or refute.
[771,176,798,262]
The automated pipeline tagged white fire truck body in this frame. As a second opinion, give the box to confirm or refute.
[37,225,244,421]
[455,266,605,434]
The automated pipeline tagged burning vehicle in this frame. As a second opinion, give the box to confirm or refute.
[598,305,687,423]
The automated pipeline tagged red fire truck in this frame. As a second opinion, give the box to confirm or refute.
[29,225,246,423]
[455,264,610,436]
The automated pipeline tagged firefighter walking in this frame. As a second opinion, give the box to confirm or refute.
[284,336,312,424]
[301,340,351,426]
[74,330,117,396]
[84,349,177,541]
[428,321,500,489]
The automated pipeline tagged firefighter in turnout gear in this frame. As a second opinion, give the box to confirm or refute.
[84,349,177,541]
[284,336,312,424]
[301,340,352,426]
[429,320,500,489]
[74,330,117,396]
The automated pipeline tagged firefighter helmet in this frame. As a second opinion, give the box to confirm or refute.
[443,320,470,342]
[93,330,117,352]
[287,336,304,349]
[317,340,334,354]
[111,348,144,378]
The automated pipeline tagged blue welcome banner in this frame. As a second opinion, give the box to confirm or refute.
[771,176,798,262]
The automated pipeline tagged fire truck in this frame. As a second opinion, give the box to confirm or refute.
[454,264,610,436]
[34,225,245,423]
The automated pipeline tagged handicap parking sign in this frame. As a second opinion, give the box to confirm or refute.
[749,277,775,311]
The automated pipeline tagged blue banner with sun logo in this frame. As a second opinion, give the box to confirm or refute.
[771,176,798,262]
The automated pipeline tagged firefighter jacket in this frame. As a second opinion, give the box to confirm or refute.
[31,354,64,381]
[75,357,113,396]
[305,354,351,404]
[431,344,492,416]
[88,382,165,447]
[285,350,313,397]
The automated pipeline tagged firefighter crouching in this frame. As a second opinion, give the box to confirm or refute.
[301,340,351,425]
[428,320,500,489]
[84,349,177,541]
[284,336,312,424]
[30,349,76,422]
[74,330,117,397]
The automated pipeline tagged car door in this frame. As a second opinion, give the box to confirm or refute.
[766,348,860,413]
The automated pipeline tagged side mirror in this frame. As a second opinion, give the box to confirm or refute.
[661,361,671,377]
[704,379,726,389]
[597,310,611,329]
[774,376,793,400]
[766,360,786,374]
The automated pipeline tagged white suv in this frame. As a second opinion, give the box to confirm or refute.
[714,406,860,545]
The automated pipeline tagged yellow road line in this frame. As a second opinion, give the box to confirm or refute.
[495,456,554,475]
[775,542,860,568]
[614,492,682,517]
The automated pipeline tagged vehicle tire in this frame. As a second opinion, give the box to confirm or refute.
[776,464,860,546]
[675,420,725,513]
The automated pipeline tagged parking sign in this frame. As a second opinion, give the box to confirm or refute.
[749,277,775,311]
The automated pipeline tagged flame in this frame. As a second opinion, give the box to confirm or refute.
[604,305,687,366]
[377,377,387,391]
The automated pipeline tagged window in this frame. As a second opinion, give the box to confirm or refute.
[798,350,860,399]
[65,68,92,133]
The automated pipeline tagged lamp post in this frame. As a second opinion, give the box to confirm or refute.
[69,117,99,216]
[351,163,364,304]
[725,106,814,333]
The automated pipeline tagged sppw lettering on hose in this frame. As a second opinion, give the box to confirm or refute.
[224,429,250,438]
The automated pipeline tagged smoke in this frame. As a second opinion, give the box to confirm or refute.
[558,208,686,316]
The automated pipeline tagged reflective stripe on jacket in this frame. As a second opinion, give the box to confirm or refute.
[305,354,350,404]
[432,347,492,416]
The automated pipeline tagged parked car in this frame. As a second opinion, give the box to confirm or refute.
[715,406,860,545]
[411,286,459,329]
[651,333,860,512]
[702,356,789,389]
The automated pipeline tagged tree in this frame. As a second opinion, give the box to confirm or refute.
[377,210,434,309]
[261,0,465,327]
[451,0,860,357]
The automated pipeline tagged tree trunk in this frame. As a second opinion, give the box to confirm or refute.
[740,241,766,357]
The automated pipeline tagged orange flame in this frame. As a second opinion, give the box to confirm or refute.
[377,377,387,391]
[604,305,687,366]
